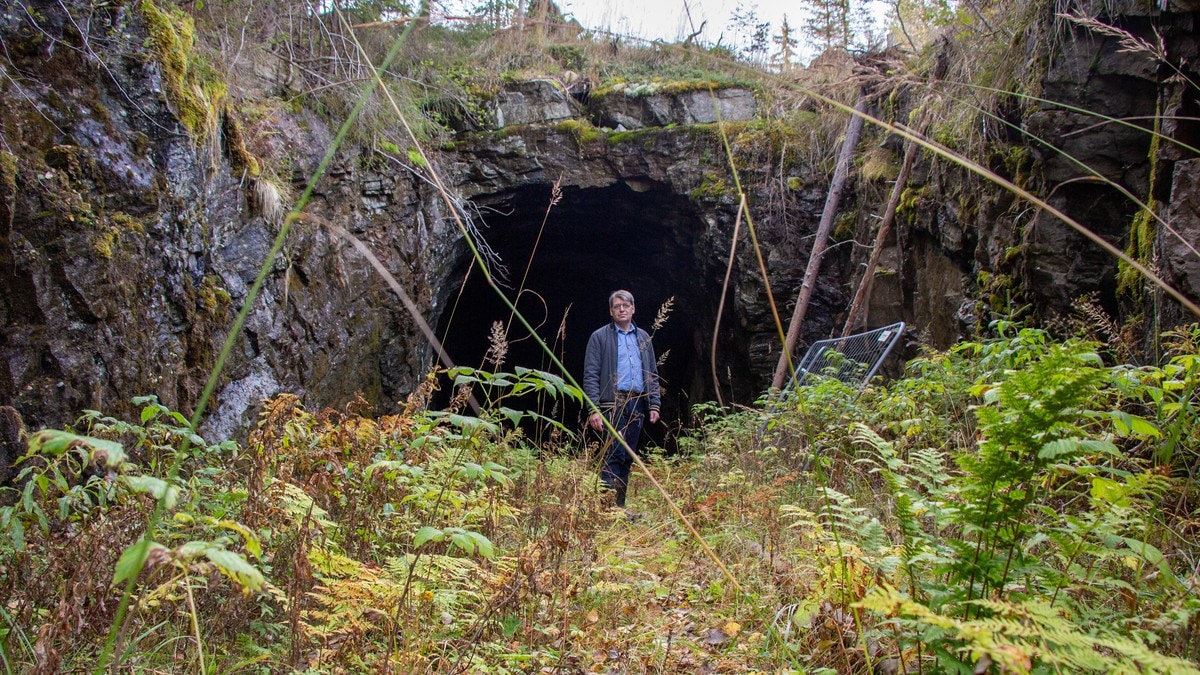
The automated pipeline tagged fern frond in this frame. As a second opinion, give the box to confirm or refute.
[857,589,1200,674]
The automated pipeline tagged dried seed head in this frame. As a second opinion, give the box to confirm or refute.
[652,296,675,332]
[486,320,509,368]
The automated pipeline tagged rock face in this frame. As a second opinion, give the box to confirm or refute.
[493,80,581,127]
[861,0,1200,343]
[490,79,757,131]
[0,0,1197,446]
[0,2,445,438]
[590,86,757,129]
[1165,159,1200,299]
[0,1,802,438]
[1041,1,1200,318]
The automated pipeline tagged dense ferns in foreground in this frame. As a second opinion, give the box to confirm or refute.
[2,325,1199,673]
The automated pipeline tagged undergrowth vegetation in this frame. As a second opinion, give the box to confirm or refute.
[3,1,1200,673]
[3,323,1199,672]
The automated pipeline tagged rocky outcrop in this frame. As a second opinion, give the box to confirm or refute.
[493,79,581,127]
[1165,158,1200,299]
[0,3,446,438]
[491,78,758,131]
[856,0,1200,340]
[1020,0,1198,320]
[1,0,1198,449]
[590,85,757,129]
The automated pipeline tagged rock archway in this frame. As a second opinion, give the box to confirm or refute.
[432,180,754,444]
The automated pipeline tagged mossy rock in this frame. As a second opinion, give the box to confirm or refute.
[897,186,927,218]
[833,211,858,242]
[198,274,232,316]
[607,127,659,145]
[592,77,736,99]
[689,172,731,202]
[727,119,811,170]
[556,119,604,144]
[0,151,16,228]
[860,146,899,182]
[222,110,261,178]
[141,0,227,142]
[92,212,146,259]
[44,145,84,177]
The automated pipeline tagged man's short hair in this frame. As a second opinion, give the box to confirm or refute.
[609,290,635,307]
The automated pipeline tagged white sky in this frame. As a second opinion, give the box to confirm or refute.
[556,0,891,50]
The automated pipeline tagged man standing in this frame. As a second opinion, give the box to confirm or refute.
[582,290,661,508]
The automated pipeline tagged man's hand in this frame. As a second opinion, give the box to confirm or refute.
[588,412,603,431]
[649,410,660,424]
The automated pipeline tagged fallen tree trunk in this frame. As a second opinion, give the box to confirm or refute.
[770,95,868,390]
[840,137,919,337]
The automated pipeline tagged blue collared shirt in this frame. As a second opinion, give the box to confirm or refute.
[614,324,643,392]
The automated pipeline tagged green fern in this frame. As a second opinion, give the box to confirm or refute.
[953,338,1110,606]
[858,588,1200,673]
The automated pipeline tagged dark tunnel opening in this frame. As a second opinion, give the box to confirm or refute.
[432,181,753,451]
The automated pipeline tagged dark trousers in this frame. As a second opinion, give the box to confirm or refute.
[599,395,645,508]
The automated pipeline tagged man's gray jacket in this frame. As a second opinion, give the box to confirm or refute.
[582,323,661,414]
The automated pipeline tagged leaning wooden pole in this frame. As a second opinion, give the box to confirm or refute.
[840,137,919,338]
[771,95,868,390]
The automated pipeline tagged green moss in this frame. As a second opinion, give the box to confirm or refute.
[689,171,731,201]
[110,211,146,235]
[141,0,226,142]
[1002,145,1031,177]
[222,111,261,178]
[0,151,16,228]
[198,275,232,316]
[897,186,927,218]
[607,127,658,145]
[1117,107,1162,298]
[593,78,734,99]
[786,176,805,191]
[0,152,15,184]
[957,194,978,223]
[860,147,899,182]
[555,119,604,144]
[833,211,858,242]
[1117,204,1157,296]
[1003,245,1024,264]
[725,118,814,172]
[977,271,1015,315]
[92,229,116,259]
[714,120,750,137]
[92,212,145,259]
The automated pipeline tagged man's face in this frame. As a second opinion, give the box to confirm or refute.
[610,299,634,325]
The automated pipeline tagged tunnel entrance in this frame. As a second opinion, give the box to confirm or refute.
[432,181,750,450]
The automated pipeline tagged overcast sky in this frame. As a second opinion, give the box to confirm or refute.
[556,0,891,50]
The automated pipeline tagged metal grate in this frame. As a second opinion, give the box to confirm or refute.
[759,322,906,446]
[784,321,906,393]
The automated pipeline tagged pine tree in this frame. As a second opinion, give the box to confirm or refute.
[799,0,879,54]
[801,0,849,53]
[770,15,798,72]
[726,5,772,65]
